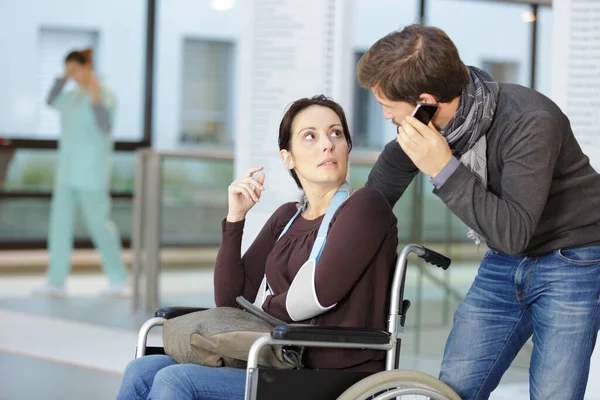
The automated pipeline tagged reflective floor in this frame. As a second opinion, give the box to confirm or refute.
[0,259,598,400]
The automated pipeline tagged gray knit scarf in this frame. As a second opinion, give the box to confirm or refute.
[439,66,499,245]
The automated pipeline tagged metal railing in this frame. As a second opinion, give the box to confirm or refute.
[131,148,233,312]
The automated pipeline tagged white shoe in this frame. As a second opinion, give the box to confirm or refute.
[100,280,132,298]
[32,284,66,298]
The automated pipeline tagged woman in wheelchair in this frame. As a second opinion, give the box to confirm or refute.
[117,95,399,400]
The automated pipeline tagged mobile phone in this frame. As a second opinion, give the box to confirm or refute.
[411,103,439,125]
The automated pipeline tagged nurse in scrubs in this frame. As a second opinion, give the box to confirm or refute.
[32,48,129,297]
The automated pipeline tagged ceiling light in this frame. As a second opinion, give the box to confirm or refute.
[211,0,235,11]
[521,11,536,22]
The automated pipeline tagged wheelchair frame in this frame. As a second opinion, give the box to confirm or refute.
[135,244,454,400]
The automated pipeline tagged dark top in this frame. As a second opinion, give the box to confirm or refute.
[214,187,398,371]
[367,83,600,257]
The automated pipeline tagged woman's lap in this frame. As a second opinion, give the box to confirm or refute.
[117,355,246,400]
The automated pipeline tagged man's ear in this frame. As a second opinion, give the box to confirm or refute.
[418,93,438,105]
[280,150,294,170]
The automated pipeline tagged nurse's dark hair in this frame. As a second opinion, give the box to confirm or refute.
[65,48,93,65]
[278,95,353,189]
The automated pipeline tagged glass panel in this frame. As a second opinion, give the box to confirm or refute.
[2,149,135,192]
[160,157,233,245]
[0,0,147,142]
[180,40,235,149]
[0,148,135,244]
[352,51,391,150]
[0,197,131,243]
[351,0,421,151]
[3,149,56,192]
[421,174,476,244]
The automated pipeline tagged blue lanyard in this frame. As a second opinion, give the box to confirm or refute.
[277,182,352,263]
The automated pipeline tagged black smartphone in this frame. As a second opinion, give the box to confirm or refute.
[411,103,439,125]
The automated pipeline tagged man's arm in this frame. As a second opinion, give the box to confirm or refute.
[365,139,420,207]
[435,110,562,255]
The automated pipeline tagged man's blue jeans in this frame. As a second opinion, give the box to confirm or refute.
[116,355,246,400]
[440,246,600,400]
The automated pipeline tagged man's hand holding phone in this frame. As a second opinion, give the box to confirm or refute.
[396,104,453,178]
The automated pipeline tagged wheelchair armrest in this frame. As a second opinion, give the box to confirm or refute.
[271,324,390,345]
[154,307,209,319]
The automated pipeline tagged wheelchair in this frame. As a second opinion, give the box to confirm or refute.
[135,244,461,399]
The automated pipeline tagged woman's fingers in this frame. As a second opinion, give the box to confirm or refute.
[244,166,263,179]
[228,169,265,210]
[230,176,265,192]
[232,169,265,191]
[230,182,259,202]
[241,177,265,191]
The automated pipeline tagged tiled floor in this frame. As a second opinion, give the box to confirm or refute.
[0,264,597,399]
[0,352,122,400]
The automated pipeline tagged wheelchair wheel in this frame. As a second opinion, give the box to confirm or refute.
[337,369,460,400]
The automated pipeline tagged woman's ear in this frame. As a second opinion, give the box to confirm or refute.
[280,149,294,170]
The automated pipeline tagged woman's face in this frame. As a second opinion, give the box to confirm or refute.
[282,105,349,189]
[65,61,91,85]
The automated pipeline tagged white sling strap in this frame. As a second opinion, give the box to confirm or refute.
[252,182,352,323]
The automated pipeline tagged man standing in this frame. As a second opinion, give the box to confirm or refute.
[358,24,600,400]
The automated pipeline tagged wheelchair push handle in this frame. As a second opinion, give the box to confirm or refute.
[416,246,451,270]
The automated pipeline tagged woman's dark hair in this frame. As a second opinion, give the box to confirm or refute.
[278,95,353,189]
[65,48,93,65]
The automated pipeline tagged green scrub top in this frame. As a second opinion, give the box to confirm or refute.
[51,85,116,191]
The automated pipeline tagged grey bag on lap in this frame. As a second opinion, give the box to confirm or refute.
[162,306,299,369]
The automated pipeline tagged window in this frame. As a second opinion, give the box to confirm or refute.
[481,60,520,84]
[36,28,99,138]
[352,52,396,150]
[0,0,147,142]
[351,0,420,151]
[427,0,531,87]
[179,39,234,148]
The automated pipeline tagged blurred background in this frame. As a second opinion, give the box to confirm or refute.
[0,0,552,250]
[1,0,597,399]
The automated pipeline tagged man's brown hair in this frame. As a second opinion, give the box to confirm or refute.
[357,24,470,104]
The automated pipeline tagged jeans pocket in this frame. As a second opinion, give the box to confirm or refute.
[557,245,600,266]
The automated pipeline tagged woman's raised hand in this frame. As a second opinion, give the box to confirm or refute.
[226,166,265,222]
